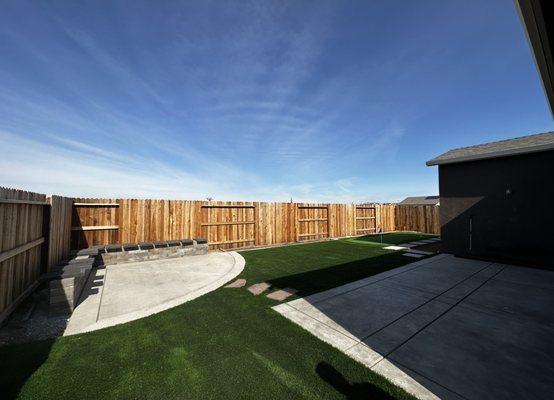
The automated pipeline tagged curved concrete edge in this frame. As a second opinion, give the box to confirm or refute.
[64,251,245,336]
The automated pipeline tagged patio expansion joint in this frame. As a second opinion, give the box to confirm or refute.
[308,254,451,306]
[359,262,499,345]
[381,263,506,361]
[278,255,456,364]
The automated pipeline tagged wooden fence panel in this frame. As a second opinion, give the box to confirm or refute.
[394,205,440,234]
[200,202,256,249]
[71,198,119,248]
[297,203,329,241]
[0,187,47,322]
[355,205,376,235]
[377,204,396,232]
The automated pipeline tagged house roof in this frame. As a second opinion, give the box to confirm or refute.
[398,196,440,206]
[426,131,554,166]
[516,0,554,116]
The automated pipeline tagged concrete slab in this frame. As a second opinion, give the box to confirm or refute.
[460,272,554,322]
[389,302,554,399]
[274,303,359,351]
[363,299,452,355]
[494,265,554,289]
[248,282,271,295]
[289,279,433,340]
[273,254,554,400]
[65,252,244,335]
[266,288,297,301]
[371,359,463,400]
[383,258,488,296]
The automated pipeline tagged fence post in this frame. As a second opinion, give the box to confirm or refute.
[41,202,51,274]
[327,204,331,238]
[254,202,259,246]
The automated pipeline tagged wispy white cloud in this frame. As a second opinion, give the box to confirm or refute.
[0,1,449,202]
[0,129,423,202]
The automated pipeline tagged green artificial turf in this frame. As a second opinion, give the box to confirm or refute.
[0,232,431,400]
[346,232,437,246]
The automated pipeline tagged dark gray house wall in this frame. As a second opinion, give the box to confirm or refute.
[439,150,554,268]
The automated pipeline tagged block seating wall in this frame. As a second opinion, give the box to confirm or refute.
[98,239,208,265]
[46,256,95,315]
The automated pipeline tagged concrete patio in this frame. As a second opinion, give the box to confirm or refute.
[64,251,244,335]
[274,254,554,400]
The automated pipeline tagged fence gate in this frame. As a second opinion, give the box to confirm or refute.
[296,204,330,241]
[200,203,256,249]
[355,205,377,235]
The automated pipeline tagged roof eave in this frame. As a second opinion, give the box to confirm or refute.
[426,142,554,166]
[516,0,554,116]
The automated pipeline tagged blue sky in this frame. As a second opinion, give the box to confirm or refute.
[0,0,552,202]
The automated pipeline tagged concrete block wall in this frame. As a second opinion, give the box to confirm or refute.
[99,239,208,266]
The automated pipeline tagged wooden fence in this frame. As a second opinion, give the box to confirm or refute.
[70,198,440,250]
[0,189,78,321]
[0,188,439,322]
[0,187,48,322]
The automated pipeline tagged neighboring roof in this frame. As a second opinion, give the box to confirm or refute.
[398,196,440,206]
[516,0,554,116]
[426,131,554,166]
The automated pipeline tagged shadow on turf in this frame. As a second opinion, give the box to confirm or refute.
[316,362,396,399]
[267,252,414,297]
[0,338,55,399]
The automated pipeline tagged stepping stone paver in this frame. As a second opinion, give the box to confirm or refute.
[383,245,407,251]
[267,288,298,301]
[402,252,425,258]
[225,279,246,288]
[407,249,434,255]
[248,282,271,295]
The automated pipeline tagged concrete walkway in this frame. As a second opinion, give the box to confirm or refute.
[273,254,554,400]
[65,252,244,335]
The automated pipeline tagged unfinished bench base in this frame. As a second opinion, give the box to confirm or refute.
[99,239,208,265]
[45,256,96,315]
